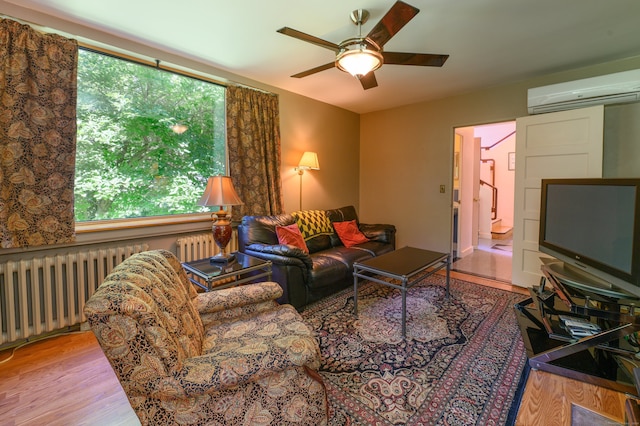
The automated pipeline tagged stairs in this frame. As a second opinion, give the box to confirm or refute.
[491,219,513,240]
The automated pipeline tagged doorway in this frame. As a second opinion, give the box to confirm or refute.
[451,121,515,282]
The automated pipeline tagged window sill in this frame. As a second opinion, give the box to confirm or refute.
[74,213,213,245]
[76,213,212,233]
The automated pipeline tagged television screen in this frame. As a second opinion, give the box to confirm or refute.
[539,178,640,298]
[544,183,635,274]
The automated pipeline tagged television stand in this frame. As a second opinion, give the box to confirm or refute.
[514,260,640,396]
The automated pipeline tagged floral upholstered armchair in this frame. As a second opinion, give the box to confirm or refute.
[84,249,327,425]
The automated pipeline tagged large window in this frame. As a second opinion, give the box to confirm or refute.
[75,49,226,222]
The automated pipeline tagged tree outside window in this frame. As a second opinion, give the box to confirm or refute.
[75,49,225,221]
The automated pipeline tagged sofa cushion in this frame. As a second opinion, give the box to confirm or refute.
[292,210,333,254]
[326,205,360,224]
[200,305,322,387]
[276,224,309,253]
[326,205,360,246]
[333,220,370,248]
[238,214,296,250]
[351,240,396,257]
[307,254,351,289]
[324,246,374,265]
[293,210,333,239]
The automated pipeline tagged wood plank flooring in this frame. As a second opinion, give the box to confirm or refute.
[0,332,139,425]
[516,369,629,425]
[0,273,633,425]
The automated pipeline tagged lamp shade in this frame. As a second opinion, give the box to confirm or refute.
[197,176,243,207]
[298,151,320,170]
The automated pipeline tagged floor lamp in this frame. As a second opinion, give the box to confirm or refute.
[295,151,320,211]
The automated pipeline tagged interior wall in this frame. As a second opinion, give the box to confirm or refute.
[360,56,640,253]
[279,91,360,212]
[603,102,640,177]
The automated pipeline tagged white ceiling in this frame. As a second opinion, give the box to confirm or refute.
[7,0,640,114]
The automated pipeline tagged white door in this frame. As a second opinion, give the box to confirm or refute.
[511,105,604,287]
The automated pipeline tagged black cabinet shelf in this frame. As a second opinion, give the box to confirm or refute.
[515,262,640,396]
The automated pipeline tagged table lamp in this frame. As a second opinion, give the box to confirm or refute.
[197,176,243,263]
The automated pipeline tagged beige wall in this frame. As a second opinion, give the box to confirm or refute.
[279,91,359,213]
[360,56,640,253]
[604,102,640,178]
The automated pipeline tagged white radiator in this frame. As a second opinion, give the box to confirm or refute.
[0,243,148,347]
[175,231,238,262]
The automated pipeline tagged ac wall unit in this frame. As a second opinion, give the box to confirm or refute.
[527,69,640,114]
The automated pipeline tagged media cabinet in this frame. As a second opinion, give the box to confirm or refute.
[515,259,640,396]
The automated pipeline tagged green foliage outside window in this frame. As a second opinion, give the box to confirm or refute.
[75,49,226,221]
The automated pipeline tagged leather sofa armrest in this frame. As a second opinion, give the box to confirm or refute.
[359,223,396,246]
[244,243,313,269]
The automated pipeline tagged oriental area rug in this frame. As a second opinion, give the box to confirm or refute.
[301,274,528,425]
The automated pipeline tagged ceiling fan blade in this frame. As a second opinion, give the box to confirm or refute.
[277,27,341,53]
[358,72,378,90]
[383,52,449,67]
[291,62,336,78]
[366,1,419,48]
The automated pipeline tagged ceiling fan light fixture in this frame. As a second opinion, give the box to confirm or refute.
[336,44,383,77]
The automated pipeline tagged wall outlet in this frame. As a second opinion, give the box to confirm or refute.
[439,185,446,193]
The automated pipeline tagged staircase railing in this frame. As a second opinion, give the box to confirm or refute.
[480,179,497,220]
[482,130,515,151]
[479,130,515,221]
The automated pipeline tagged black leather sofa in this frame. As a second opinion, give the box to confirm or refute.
[237,205,396,310]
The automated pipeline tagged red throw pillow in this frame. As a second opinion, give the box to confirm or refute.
[333,220,369,248]
[275,224,309,253]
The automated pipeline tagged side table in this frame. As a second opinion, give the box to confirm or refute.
[182,252,272,292]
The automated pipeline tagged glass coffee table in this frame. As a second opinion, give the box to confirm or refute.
[353,246,451,338]
[182,252,272,292]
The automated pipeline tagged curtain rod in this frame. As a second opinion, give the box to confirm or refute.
[1,14,272,94]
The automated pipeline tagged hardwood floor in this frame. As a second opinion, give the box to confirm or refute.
[516,369,629,425]
[0,331,139,425]
[0,273,633,425]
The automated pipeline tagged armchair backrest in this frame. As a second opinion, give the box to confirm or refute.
[84,250,204,381]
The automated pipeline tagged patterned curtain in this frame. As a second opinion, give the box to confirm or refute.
[226,85,284,220]
[0,19,78,248]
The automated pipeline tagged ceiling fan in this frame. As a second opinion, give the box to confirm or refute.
[277,1,449,90]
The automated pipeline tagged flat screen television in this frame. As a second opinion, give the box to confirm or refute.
[538,178,640,299]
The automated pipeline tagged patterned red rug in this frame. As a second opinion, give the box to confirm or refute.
[301,274,527,425]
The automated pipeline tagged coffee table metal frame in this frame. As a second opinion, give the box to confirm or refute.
[353,246,450,338]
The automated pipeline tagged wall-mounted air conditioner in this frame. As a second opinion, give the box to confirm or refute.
[527,69,640,114]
